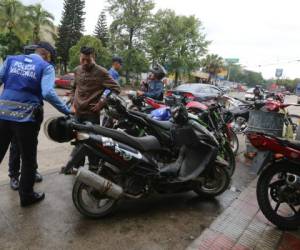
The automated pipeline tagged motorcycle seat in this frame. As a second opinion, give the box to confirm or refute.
[86,125,161,152]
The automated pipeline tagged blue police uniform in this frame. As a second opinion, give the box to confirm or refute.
[0,53,69,202]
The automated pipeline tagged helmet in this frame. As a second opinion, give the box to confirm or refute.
[150,63,167,80]
[44,116,74,143]
[112,56,123,65]
[150,107,171,121]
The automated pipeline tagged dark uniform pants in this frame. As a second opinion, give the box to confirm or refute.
[8,113,43,179]
[0,120,40,196]
[72,115,100,167]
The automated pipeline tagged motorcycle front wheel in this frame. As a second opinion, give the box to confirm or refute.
[219,142,236,177]
[224,128,239,155]
[72,168,119,219]
[193,165,230,198]
[257,162,300,230]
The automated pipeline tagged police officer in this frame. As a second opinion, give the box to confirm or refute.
[137,64,166,101]
[0,42,70,207]
[108,56,123,83]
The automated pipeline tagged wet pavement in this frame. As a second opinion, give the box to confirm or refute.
[0,158,255,250]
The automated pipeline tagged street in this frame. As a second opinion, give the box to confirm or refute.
[0,92,299,249]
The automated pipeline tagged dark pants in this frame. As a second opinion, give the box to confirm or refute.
[8,110,43,179]
[0,120,40,196]
[72,115,100,167]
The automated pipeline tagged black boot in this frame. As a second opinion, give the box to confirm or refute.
[35,171,43,183]
[10,177,19,191]
[20,192,45,207]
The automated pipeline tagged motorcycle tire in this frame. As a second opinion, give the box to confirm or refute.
[219,143,236,177]
[256,162,300,230]
[225,128,239,155]
[193,165,230,198]
[72,168,119,219]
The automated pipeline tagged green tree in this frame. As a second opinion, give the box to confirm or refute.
[147,10,209,84]
[227,64,244,82]
[68,35,111,70]
[56,0,85,73]
[94,10,108,47]
[242,70,264,87]
[0,0,29,42]
[26,3,55,43]
[201,54,224,82]
[0,31,23,58]
[107,0,154,82]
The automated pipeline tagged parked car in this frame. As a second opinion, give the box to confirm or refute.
[166,83,225,105]
[55,73,74,89]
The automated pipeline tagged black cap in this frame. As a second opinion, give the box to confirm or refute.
[112,56,123,65]
[80,46,95,55]
[37,41,56,63]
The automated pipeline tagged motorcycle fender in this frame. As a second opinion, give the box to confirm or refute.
[251,151,273,175]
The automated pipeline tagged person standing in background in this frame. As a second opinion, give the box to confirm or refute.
[108,56,123,83]
[68,47,120,171]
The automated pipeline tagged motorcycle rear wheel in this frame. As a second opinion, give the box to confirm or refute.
[257,162,300,230]
[72,168,119,219]
[193,165,230,198]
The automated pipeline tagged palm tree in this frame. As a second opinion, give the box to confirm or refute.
[201,54,224,83]
[26,3,55,43]
[0,0,28,40]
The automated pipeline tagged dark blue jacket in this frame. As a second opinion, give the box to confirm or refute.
[144,80,164,100]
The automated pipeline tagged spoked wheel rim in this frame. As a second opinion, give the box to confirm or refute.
[76,183,116,215]
[266,172,300,221]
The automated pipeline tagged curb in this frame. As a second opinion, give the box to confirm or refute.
[186,178,300,250]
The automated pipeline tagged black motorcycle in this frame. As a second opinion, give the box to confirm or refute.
[44,93,230,218]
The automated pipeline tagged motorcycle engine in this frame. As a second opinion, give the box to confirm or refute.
[124,176,147,196]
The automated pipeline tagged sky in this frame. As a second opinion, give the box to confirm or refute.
[22,0,300,79]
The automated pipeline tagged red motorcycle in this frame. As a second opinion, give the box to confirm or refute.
[247,132,300,230]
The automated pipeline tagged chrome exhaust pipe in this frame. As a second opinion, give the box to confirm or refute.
[76,168,123,199]
[286,174,300,186]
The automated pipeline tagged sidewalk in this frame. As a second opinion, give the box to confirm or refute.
[187,179,300,250]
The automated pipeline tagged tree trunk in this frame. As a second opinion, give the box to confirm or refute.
[63,61,67,74]
[175,70,179,86]
[126,28,134,84]
[208,73,212,84]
